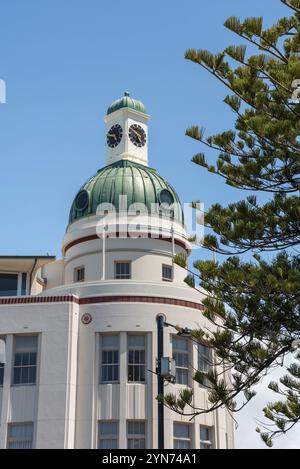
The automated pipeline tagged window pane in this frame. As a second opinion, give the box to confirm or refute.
[128,438,145,449]
[112,365,118,381]
[15,336,37,352]
[13,336,37,385]
[29,352,37,366]
[174,352,188,368]
[140,366,145,381]
[128,421,145,435]
[7,423,33,449]
[115,262,131,279]
[0,364,4,386]
[128,336,146,382]
[8,423,33,439]
[100,422,118,435]
[22,353,29,366]
[162,265,172,280]
[99,439,118,449]
[21,367,29,384]
[14,352,22,366]
[28,367,36,384]
[21,273,27,296]
[174,439,190,449]
[174,423,189,438]
[128,365,134,381]
[102,351,108,364]
[0,273,18,297]
[174,421,191,449]
[128,335,145,347]
[8,441,32,449]
[198,344,212,387]
[102,335,119,348]
[101,336,119,382]
[101,366,107,381]
[198,344,211,370]
[75,267,85,282]
[200,427,210,441]
[98,421,119,450]
[127,421,146,449]
[176,368,188,385]
[13,367,21,385]
[173,337,189,385]
[173,337,188,351]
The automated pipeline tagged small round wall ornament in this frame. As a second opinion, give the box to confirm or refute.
[81,313,92,325]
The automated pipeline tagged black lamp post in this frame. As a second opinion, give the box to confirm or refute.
[156,314,165,450]
[156,315,192,449]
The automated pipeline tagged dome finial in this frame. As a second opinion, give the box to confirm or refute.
[124,91,130,97]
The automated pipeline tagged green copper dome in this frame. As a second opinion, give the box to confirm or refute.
[107,92,147,115]
[69,160,184,225]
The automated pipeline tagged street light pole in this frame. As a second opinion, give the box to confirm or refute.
[156,316,192,449]
[156,314,165,449]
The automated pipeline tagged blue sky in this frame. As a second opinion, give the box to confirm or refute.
[0,0,295,448]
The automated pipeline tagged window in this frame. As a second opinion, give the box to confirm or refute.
[100,335,119,382]
[200,426,213,449]
[115,261,131,279]
[162,265,172,281]
[0,363,4,386]
[0,273,28,297]
[98,421,118,449]
[0,273,18,296]
[128,335,145,382]
[198,344,213,388]
[173,337,189,385]
[13,336,38,386]
[74,266,85,282]
[173,423,191,449]
[7,423,34,449]
[21,273,27,295]
[127,421,146,449]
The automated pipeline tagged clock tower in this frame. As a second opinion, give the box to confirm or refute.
[104,92,150,167]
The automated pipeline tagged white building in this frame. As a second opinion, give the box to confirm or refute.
[0,93,234,449]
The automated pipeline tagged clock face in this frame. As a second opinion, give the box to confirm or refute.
[159,189,174,208]
[107,124,123,148]
[129,124,146,147]
[75,190,89,211]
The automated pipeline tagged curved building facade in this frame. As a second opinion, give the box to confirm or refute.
[0,93,234,449]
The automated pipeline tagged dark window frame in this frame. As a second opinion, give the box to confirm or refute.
[127,335,146,383]
[13,335,38,386]
[127,420,146,449]
[100,335,119,383]
[173,422,191,449]
[98,421,119,449]
[162,264,173,282]
[173,336,190,386]
[74,266,85,283]
[6,422,34,449]
[115,261,131,280]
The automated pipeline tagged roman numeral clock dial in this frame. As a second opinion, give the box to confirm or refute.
[107,124,123,148]
[129,124,146,147]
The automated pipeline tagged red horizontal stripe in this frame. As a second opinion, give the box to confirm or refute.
[63,233,188,255]
[0,294,204,311]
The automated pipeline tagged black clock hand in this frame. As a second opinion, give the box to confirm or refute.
[132,128,142,142]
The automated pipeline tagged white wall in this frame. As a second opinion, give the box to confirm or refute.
[0,301,79,449]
